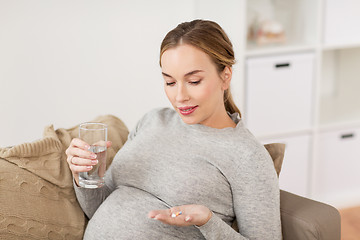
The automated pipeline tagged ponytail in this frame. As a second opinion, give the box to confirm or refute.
[224,88,241,118]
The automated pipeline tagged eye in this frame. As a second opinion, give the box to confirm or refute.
[166,82,176,86]
[189,80,201,85]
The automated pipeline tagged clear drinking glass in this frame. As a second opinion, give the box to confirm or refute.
[78,122,107,188]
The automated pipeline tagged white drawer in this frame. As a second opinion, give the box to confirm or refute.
[245,52,314,137]
[261,134,311,198]
[314,127,360,202]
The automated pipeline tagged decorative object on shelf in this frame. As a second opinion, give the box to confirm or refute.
[248,17,286,45]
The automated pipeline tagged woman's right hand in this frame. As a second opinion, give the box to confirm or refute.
[65,138,112,186]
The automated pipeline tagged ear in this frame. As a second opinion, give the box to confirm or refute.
[221,66,232,90]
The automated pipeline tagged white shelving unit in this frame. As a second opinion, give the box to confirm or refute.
[237,0,360,208]
[177,0,360,208]
[197,0,360,208]
[195,0,360,207]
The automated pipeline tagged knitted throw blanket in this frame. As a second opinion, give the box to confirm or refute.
[0,115,129,240]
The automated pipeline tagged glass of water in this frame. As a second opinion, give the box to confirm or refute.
[78,122,107,188]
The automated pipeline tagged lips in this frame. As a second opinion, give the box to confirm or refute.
[178,105,198,116]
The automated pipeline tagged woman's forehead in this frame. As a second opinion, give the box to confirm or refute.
[161,44,214,74]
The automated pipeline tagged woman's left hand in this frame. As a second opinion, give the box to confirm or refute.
[148,204,212,227]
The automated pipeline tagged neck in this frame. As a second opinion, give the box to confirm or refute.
[220,114,237,129]
[200,108,237,129]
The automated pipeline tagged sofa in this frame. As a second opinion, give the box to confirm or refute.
[0,115,341,239]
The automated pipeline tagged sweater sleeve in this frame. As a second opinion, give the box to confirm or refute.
[74,113,144,219]
[198,147,282,240]
[196,213,249,240]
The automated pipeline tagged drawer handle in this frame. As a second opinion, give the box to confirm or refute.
[341,133,354,139]
[275,63,290,68]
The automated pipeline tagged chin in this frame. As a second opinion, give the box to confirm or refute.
[179,115,199,125]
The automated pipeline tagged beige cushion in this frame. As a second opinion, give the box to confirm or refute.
[0,115,128,240]
[264,143,286,177]
[280,190,341,240]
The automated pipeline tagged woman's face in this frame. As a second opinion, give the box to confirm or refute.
[161,44,232,127]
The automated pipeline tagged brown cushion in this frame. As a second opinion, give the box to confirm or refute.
[264,143,286,177]
[0,115,128,240]
[280,190,341,240]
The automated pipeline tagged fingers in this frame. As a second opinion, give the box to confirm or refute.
[67,156,97,172]
[70,138,90,150]
[71,156,98,166]
[65,138,97,176]
[66,139,111,154]
[148,205,212,227]
[148,208,192,226]
[152,214,191,226]
[68,147,97,160]
[148,209,171,219]
[65,138,111,179]
[69,161,94,173]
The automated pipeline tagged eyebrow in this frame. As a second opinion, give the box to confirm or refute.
[162,70,204,79]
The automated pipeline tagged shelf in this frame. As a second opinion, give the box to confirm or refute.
[246,43,316,57]
[319,47,360,129]
[318,97,360,131]
[323,42,360,51]
[254,128,314,142]
[319,94,360,131]
[318,117,360,133]
[246,0,319,57]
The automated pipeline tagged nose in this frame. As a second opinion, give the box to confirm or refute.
[175,83,190,103]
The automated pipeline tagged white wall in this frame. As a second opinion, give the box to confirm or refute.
[0,0,243,147]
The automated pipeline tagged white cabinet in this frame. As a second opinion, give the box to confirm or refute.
[313,127,360,206]
[245,53,314,137]
[238,0,360,207]
[196,0,360,208]
[324,0,360,47]
[261,134,311,198]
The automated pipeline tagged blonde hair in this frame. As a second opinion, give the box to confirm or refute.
[160,19,241,117]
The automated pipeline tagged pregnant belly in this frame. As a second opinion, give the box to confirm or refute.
[83,186,203,240]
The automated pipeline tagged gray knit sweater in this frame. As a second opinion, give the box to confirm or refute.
[74,108,282,239]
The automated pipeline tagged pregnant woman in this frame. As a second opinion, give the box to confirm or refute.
[65,19,282,239]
